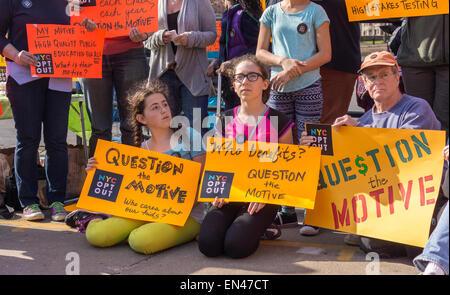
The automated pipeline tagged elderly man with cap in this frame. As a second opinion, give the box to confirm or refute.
[332,51,441,131]
[300,51,443,258]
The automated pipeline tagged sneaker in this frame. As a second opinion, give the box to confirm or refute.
[65,209,109,233]
[299,225,320,236]
[261,223,281,240]
[23,204,45,221]
[423,262,446,275]
[0,204,15,220]
[344,234,361,247]
[344,234,361,246]
[49,202,68,221]
[273,211,298,228]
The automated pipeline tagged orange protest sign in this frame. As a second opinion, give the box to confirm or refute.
[207,20,221,53]
[26,24,104,78]
[304,126,446,247]
[345,0,449,22]
[198,137,322,209]
[70,0,158,38]
[76,139,202,227]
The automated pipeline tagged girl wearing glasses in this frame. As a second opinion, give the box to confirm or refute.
[197,54,294,259]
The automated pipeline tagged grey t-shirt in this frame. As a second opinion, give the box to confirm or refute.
[357,94,441,130]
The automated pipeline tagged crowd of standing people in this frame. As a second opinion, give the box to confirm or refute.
[0,0,448,275]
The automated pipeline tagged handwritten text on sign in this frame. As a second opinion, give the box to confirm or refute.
[198,138,322,209]
[304,127,446,247]
[345,0,449,21]
[71,0,158,38]
[26,24,104,78]
[0,55,5,82]
[76,139,202,226]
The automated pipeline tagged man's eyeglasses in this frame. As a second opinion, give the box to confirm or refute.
[233,72,264,83]
[361,71,394,83]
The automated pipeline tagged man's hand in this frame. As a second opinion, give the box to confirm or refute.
[332,115,359,131]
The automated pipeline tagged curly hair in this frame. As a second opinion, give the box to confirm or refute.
[226,53,271,103]
[128,79,170,147]
[239,0,263,20]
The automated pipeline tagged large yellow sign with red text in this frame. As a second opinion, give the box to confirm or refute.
[305,126,446,247]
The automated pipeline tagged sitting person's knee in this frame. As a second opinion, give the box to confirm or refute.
[224,236,258,259]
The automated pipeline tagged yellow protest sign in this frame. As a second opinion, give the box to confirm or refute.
[304,126,446,247]
[0,55,5,83]
[198,137,322,209]
[345,0,449,22]
[76,139,202,227]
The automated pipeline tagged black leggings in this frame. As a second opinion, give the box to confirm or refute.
[198,202,280,259]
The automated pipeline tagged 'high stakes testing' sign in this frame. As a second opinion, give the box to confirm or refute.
[345,0,448,21]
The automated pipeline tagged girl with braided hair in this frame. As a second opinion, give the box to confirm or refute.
[65,80,206,255]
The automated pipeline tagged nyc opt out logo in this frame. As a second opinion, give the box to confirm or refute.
[88,169,123,202]
[35,54,54,75]
[200,171,234,199]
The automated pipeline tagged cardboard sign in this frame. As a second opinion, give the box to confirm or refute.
[345,0,449,22]
[70,0,158,38]
[0,55,5,83]
[76,139,202,226]
[198,137,322,209]
[26,24,104,78]
[304,126,446,247]
[206,20,221,53]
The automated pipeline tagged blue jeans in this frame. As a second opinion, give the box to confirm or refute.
[80,47,149,156]
[414,201,449,275]
[6,77,71,207]
[159,70,209,135]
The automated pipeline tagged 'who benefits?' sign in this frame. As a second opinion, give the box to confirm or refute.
[76,139,202,226]
[304,126,446,247]
[198,138,322,209]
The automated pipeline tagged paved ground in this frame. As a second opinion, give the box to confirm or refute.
[0,209,417,276]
